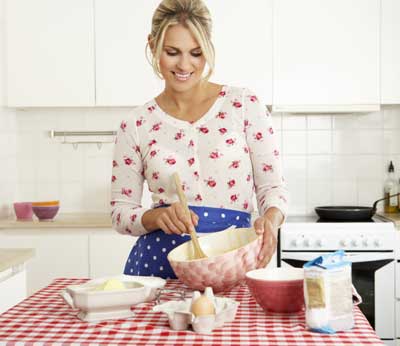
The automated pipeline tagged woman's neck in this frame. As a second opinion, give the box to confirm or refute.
[160,82,210,112]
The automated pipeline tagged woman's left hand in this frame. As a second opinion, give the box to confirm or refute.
[253,208,283,268]
[254,216,277,268]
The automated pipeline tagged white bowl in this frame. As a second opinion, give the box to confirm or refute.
[60,275,166,322]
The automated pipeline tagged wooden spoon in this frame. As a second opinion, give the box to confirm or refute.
[173,172,207,259]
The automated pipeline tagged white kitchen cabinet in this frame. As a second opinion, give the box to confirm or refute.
[94,0,163,106]
[205,0,273,105]
[381,0,400,104]
[89,232,137,278]
[272,0,380,112]
[0,230,89,295]
[0,266,27,314]
[5,0,95,107]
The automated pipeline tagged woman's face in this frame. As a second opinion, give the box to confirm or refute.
[158,24,206,92]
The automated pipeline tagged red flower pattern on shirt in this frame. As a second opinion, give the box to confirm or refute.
[262,164,273,172]
[111,86,288,236]
[209,151,223,159]
[216,112,227,119]
[199,126,209,134]
[230,160,240,169]
[254,132,263,141]
[165,157,176,165]
[206,178,217,187]
[124,157,133,165]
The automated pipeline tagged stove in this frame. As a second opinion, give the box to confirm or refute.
[281,215,395,252]
[279,215,397,345]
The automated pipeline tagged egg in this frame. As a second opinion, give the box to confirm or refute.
[190,295,216,316]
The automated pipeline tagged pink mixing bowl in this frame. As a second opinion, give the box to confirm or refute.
[246,267,304,313]
[168,227,262,293]
[13,202,33,221]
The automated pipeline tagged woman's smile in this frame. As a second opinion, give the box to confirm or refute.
[172,71,193,81]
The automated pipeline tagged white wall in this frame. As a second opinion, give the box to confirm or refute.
[0,0,17,218]
[12,106,400,216]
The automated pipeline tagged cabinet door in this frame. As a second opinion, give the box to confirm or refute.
[0,268,27,314]
[273,0,380,111]
[381,0,400,104]
[205,0,273,105]
[0,230,89,295]
[89,232,137,278]
[6,0,95,107]
[95,0,163,106]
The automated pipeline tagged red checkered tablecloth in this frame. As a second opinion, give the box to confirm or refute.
[0,278,383,346]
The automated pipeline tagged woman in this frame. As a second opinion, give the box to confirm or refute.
[111,0,288,279]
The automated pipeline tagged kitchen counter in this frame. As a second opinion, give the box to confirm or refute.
[0,248,35,272]
[0,278,384,346]
[0,213,112,229]
[376,212,400,228]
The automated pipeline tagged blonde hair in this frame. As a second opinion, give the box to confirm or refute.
[147,0,215,81]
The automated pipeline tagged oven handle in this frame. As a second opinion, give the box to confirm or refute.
[281,252,394,263]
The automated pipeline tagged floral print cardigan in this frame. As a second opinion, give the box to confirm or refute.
[111,85,288,236]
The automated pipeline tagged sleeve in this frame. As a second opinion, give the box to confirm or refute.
[110,118,150,236]
[242,88,289,221]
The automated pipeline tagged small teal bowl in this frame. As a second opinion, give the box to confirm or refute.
[32,205,59,221]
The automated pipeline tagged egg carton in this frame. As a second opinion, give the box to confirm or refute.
[152,292,239,333]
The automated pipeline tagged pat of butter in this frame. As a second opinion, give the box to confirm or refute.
[95,278,126,291]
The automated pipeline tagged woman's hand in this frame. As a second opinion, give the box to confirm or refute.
[143,202,199,235]
[253,207,283,268]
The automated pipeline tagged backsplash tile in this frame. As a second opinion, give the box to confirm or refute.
[3,106,399,218]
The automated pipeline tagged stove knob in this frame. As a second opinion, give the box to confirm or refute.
[290,238,298,247]
[362,238,369,247]
[316,239,323,247]
[351,239,359,247]
[340,239,348,247]
[303,238,311,247]
[374,238,382,247]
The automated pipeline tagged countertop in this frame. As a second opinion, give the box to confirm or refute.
[376,212,400,227]
[0,248,35,272]
[0,213,112,229]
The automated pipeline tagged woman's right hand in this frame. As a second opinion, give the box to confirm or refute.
[143,202,199,235]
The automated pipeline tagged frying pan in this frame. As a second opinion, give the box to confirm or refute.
[315,192,400,221]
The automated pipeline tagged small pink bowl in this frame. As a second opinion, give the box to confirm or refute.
[246,268,304,313]
[13,202,33,221]
[32,205,60,221]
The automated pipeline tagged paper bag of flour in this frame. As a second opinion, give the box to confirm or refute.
[303,250,361,334]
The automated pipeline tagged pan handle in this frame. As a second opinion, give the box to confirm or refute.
[372,192,400,211]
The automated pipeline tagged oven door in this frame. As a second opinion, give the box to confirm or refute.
[280,252,395,341]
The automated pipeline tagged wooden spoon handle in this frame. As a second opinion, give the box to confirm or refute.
[173,172,206,259]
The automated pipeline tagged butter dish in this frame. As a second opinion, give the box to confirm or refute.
[60,275,165,322]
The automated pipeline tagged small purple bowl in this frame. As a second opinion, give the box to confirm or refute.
[32,205,59,221]
[13,202,33,221]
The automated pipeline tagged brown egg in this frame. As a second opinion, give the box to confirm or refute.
[191,295,215,316]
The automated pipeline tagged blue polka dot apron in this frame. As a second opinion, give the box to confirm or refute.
[124,206,251,279]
